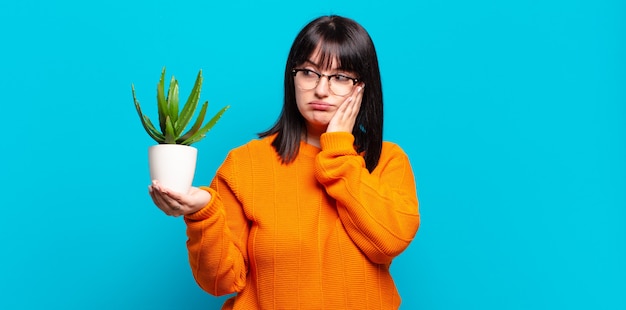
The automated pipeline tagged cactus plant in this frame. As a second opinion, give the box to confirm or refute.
[132,67,229,145]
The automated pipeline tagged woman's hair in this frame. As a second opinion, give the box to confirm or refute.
[259,15,383,172]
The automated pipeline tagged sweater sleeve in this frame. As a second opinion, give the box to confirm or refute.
[314,132,420,265]
[184,151,249,296]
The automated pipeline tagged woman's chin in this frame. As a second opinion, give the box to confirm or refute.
[305,120,330,133]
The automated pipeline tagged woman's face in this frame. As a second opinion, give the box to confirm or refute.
[294,51,358,134]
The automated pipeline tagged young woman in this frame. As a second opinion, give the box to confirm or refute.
[149,15,420,309]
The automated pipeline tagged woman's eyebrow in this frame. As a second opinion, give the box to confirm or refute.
[303,59,319,67]
[304,59,347,72]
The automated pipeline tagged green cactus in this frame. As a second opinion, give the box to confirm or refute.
[132,67,229,145]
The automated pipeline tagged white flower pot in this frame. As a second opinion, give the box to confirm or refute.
[148,144,198,194]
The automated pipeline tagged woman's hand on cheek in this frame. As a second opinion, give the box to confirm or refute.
[326,83,364,133]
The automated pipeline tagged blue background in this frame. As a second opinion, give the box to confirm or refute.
[1,0,624,309]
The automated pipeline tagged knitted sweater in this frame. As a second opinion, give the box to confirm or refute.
[184,132,420,309]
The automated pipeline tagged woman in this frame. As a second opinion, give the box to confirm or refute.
[149,15,420,309]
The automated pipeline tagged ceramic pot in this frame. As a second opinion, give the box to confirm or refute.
[148,144,197,194]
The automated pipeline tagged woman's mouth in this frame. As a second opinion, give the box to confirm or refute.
[309,101,332,111]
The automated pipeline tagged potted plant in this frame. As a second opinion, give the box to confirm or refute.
[132,67,229,194]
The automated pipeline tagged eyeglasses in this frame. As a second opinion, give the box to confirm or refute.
[292,68,359,96]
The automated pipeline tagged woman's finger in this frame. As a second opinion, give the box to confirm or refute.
[150,188,173,213]
[149,183,183,216]
[347,85,363,117]
[341,85,363,121]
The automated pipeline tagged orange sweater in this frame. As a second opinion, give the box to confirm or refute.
[185,132,420,309]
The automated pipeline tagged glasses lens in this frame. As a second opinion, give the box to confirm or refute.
[329,76,354,96]
[294,70,318,90]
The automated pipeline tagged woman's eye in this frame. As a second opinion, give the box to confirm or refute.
[333,75,351,82]
[302,69,317,76]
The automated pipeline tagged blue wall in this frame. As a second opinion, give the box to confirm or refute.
[1,0,624,309]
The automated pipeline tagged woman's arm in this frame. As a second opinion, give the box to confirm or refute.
[184,152,249,296]
[314,132,420,265]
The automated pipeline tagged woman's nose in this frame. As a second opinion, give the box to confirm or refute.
[314,76,330,97]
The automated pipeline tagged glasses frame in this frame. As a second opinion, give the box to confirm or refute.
[291,68,359,96]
